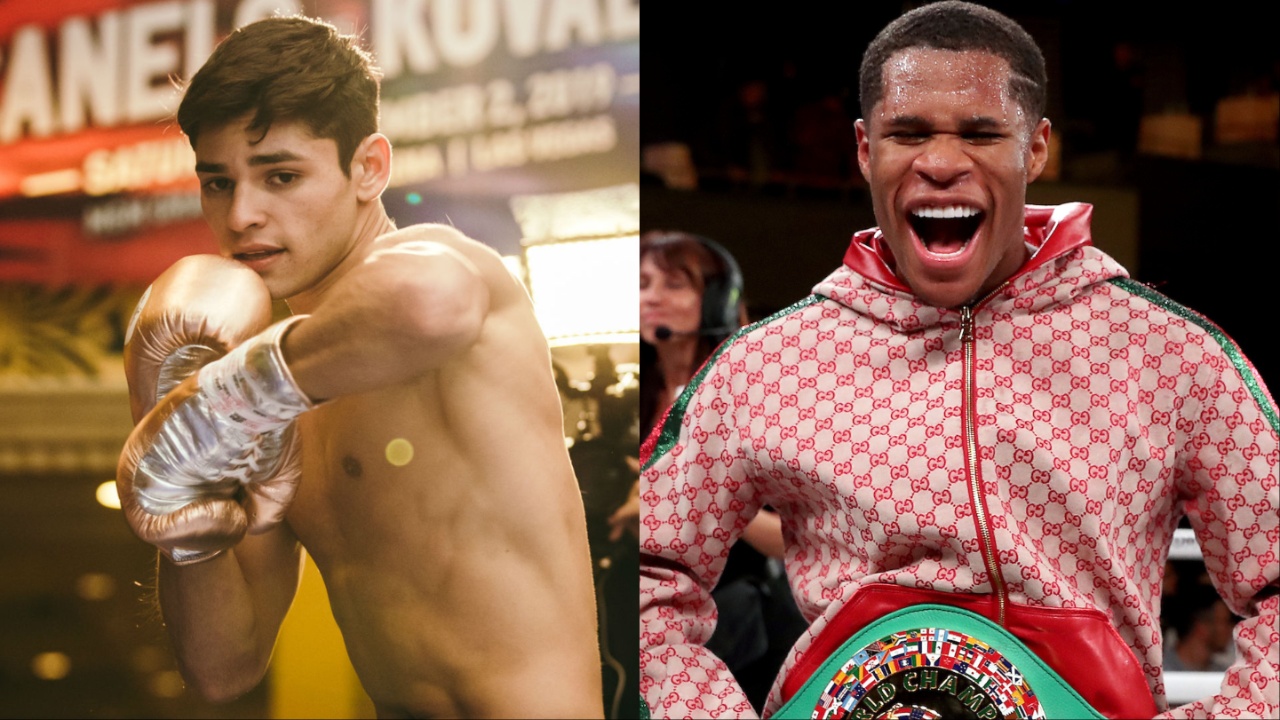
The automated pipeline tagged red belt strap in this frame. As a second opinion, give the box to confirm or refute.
[780,584,1158,719]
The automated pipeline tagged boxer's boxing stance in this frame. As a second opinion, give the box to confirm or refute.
[115,16,601,719]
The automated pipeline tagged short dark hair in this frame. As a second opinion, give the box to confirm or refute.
[177,15,381,177]
[859,1,1047,124]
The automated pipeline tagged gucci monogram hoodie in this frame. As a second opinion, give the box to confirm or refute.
[639,203,1279,719]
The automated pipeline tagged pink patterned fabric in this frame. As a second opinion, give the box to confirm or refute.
[639,203,1280,719]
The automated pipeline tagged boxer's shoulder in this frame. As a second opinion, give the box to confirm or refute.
[370,224,513,284]
[371,222,491,258]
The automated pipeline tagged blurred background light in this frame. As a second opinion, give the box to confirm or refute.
[95,481,120,509]
[74,572,117,601]
[523,236,639,346]
[147,669,186,698]
[31,651,71,680]
[512,184,639,348]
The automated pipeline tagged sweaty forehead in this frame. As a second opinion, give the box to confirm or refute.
[875,47,1022,124]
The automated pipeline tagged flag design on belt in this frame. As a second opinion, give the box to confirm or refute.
[811,627,1046,720]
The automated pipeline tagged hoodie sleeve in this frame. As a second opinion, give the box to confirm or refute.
[639,344,765,719]
[1158,336,1279,719]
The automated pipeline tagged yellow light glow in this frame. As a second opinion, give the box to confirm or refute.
[96,481,121,509]
[31,652,71,680]
[524,235,639,343]
[148,670,185,698]
[385,438,414,467]
[75,572,116,601]
[20,169,83,197]
[548,332,638,348]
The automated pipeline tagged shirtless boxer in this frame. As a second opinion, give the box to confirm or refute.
[115,16,601,718]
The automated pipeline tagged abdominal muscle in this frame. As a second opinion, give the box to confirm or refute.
[285,316,602,718]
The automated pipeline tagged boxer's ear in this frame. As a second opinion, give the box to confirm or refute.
[1025,118,1051,183]
[351,133,392,202]
[855,119,872,184]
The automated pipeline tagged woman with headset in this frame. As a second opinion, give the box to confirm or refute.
[624,229,805,714]
[638,230,746,441]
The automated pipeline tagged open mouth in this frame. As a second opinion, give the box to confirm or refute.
[908,205,984,256]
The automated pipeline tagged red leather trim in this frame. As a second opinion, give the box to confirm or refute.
[1024,203,1094,266]
[840,203,1095,292]
[842,230,909,292]
[780,584,1157,720]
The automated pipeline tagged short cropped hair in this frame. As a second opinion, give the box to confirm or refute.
[177,15,381,177]
[859,1,1047,124]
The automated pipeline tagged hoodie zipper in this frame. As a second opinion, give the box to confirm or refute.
[960,292,1008,626]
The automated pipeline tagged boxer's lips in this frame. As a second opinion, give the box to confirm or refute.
[907,204,984,257]
[233,247,284,269]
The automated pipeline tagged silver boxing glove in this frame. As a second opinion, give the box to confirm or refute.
[117,316,314,564]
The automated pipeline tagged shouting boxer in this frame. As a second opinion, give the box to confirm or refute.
[115,15,602,718]
[638,2,1279,718]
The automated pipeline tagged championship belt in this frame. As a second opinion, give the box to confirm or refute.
[772,604,1105,720]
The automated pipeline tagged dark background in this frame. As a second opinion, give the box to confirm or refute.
[641,0,1279,391]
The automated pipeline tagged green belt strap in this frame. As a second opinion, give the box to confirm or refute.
[772,604,1104,720]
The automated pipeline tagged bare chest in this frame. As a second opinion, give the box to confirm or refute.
[283,381,462,558]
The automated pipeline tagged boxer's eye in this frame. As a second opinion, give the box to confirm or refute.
[888,131,929,145]
[268,172,300,187]
[962,132,1002,145]
[200,177,232,194]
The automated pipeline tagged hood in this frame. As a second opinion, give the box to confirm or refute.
[813,202,1130,331]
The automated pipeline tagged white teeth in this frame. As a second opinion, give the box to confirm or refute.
[911,205,980,219]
